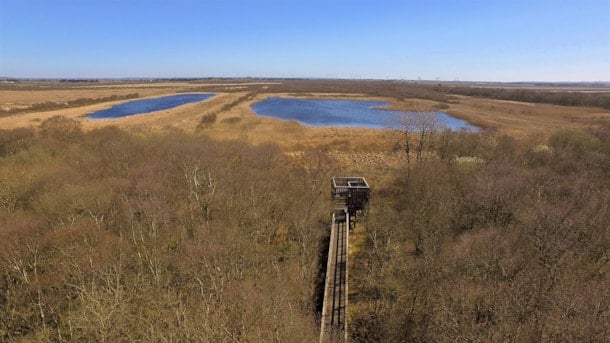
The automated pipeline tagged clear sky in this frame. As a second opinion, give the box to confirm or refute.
[0,0,608,81]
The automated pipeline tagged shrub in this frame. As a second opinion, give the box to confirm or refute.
[0,128,35,157]
[39,116,82,141]
[0,126,326,341]
[198,113,217,129]
[350,127,610,342]
[220,116,242,125]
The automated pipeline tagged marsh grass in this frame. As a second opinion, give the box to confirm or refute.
[0,94,139,117]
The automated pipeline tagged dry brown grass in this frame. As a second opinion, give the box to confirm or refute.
[1,81,608,148]
[0,88,166,111]
[386,95,610,139]
[447,95,610,138]
[0,92,228,131]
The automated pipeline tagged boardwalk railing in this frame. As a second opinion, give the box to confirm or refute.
[321,177,368,342]
[320,208,349,343]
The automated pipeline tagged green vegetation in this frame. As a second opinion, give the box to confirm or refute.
[1,114,608,341]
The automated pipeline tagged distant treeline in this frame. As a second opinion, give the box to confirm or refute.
[265,80,610,110]
[59,79,100,83]
[260,80,452,102]
[435,85,610,109]
[3,79,610,111]
[0,93,139,116]
[214,80,610,110]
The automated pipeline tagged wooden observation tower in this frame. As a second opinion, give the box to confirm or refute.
[331,177,370,222]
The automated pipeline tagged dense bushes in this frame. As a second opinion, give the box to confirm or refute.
[1,115,608,341]
[261,80,452,102]
[0,117,330,341]
[351,126,610,342]
[39,115,83,141]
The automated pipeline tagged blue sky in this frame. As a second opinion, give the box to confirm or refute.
[0,0,608,81]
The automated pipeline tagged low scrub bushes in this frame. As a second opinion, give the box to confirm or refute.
[1,115,608,341]
[351,125,610,342]
[0,117,331,341]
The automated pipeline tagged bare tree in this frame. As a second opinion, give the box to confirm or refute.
[394,111,440,167]
[394,112,415,168]
[414,112,439,163]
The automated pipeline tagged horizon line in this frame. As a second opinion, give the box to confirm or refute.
[2,76,610,85]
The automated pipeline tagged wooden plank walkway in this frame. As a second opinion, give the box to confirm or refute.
[320,209,349,342]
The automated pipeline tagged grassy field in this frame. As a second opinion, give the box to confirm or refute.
[1,80,608,145]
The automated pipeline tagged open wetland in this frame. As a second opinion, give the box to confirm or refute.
[87,93,215,119]
[251,97,479,131]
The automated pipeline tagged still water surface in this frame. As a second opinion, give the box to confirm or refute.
[87,93,215,119]
[252,97,479,131]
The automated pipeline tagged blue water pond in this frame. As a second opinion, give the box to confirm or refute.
[251,97,479,131]
[87,93,215,119]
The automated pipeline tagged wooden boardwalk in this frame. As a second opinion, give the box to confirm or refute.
[320,209,349,342]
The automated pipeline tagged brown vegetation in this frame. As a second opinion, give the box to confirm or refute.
[0,94,139,117]
[1,81,609,341]
[1,80,609,140]
[1,115,607,341]
[0,117,333,341]
[437,85,610,110]
[350,125,610,342]
[197,92,258,130]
